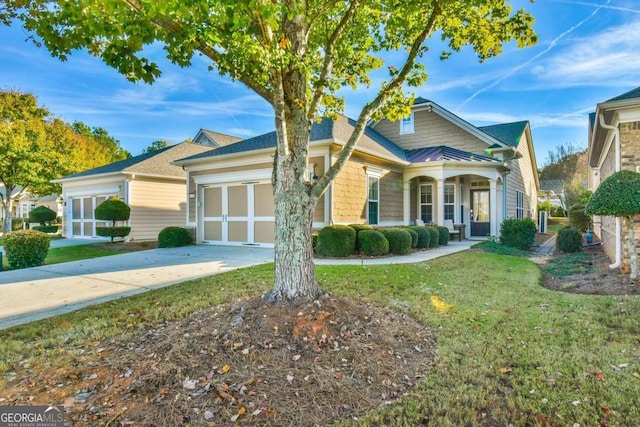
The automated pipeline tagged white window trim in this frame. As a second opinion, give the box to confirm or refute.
[366,171,381,225]
[444,183,456,222]
[400,112,414,134]
[419,183,433,224]
[516,190,524,219]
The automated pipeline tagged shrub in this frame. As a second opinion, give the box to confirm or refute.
[556,226,583,253]
[409,226,430,249]
[316,225,356,257]
[348,224,373,251]
[96,226,131,240]
[32,225,59,234]
[380,228,412,255]
[551,206,566,217]
[312,233,318,251]
[499,218,537,250]
[158,227,192,248]
[436,226,450,245]
[29,206,57,225]
[427,227,439,248]
[359,230,389,256]
[568,204,591,232]
[2,230,50,269]
[95,197,131,242]
[11,217,25,231]
[405,227,418,248]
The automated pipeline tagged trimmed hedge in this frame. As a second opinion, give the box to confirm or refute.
[359,230,389,256]
[96,226,131,240]
[316,225,356,257]
[405,227,418,248]
[29,206,57,225]
[380,228,412,255]
[95,197,131,242]
[500,218,537,250]
[436,226,450,245]
[32,225,59,234]
[348,224,374,251]
[3,230,50,269]
[568,204,591,232]
[427,227,439,248]
[409,226,430,249]
[158,227,192,248]
[556,226,583,253]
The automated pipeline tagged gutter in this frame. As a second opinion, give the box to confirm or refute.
[598,113,621,269]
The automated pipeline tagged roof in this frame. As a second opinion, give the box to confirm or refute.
[479,121,528,148]
[605,86,640,103]
[406,146,500,163]
[195,129,243,147]
[57,142,214,181]
[177,116,408,163]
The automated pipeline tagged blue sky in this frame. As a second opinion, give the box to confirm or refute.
[1,0,639,166]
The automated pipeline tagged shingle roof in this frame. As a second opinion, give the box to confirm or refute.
[479,121,528,148]
[177,116,408,163]
[58,142,214,180]
[606,86,640,103]
[200,129,243,146]
[406,146,500,163]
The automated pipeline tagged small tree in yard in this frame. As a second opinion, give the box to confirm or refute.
[585,170,640,279]
[2,0,536,301]
[28,205,58,233]
[95,197,131,242]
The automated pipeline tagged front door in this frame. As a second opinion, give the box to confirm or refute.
[470,190,490,237]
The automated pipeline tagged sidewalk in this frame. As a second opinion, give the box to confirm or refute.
[0,240,475,330]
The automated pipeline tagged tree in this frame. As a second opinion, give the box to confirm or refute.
[0,90,131,233]
[142,139,169,153]
[539,142,588,210]
[2,0,537,300]
[95,197,132,242]
[585,170,640,280]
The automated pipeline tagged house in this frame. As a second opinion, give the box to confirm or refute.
[54,142,217,241]
[174,99,539,248]
[588,86,640,273]
[0,186,61,224]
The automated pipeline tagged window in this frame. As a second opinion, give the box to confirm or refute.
[419,184,433,223]
[367,174,380,225]
[444,184,455,221]
[516,190,524,219]
[400,113,414,134]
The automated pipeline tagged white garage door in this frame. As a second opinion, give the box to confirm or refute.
[201,182,275,246]
[70,195,112,237]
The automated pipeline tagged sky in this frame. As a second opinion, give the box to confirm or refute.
[0,0,639,166]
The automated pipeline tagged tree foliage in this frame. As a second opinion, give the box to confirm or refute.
[143,139,169,153]
[539,142,588,210]
[2,0,537,300]
[0,90,130,233]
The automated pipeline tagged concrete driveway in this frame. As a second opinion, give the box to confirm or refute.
[0,245,274,330]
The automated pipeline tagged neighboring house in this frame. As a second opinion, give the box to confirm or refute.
[538,179,564,208]
[54,142,216,241]
[0,186,61,222]
[174,98,539,248]
[588,86,640,273]
[192,129,244,147]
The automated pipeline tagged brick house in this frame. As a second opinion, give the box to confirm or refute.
[588,86,640,272]
[175,99,540,248]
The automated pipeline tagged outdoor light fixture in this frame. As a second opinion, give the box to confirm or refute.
[189,192,196,199]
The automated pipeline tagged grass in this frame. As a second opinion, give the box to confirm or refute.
[1,251,639,426]
[1,242,123,270]
[547,217,569,234]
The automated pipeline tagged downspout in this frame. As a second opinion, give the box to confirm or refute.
[598,113,621,269]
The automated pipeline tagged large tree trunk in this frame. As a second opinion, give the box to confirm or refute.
[1,190,13,234]
[626,216,638,280]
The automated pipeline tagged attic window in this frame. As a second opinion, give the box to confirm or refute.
[400,113,414,134]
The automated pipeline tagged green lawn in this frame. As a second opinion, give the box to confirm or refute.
[0,251,638,426]
[547,217,569,234]
[1,244,122,270]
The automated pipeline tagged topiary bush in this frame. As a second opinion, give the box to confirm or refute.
[32,225,59,233]
[158,226,192,248]
[348,224,374,251]
[499,217,537,250]
[436,225,450,245]
[316,225,356,257]
[380,228,412,255]
[405,227,418,248]
[427,227,439,248]
[29,206,57,225]
[409,226,430,249]
[359,229,389,256]
[556,226,583,253]
[95,197,131,242]
[568,204,590,232]
[2,229,50,269]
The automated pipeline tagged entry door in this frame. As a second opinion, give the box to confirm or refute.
[470,190,490,237]
[201,183,275,246]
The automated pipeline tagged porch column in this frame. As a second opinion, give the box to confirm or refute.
[436,179,445,225]
[403,180,411,225]
[489,178,498,236]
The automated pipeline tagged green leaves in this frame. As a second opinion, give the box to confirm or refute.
[585,170,640,217]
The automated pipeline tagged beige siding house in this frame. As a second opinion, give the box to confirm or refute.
[54,142,214,241]
[175,99,540,248]
[588,86,640,273]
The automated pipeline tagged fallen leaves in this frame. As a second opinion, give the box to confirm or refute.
[430,295,455,313]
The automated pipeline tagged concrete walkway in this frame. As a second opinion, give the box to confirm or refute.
[0,240,475,330]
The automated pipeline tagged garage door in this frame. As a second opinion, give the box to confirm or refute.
[201,182,275,246]
[70,195,113,237]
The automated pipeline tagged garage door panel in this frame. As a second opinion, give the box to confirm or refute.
[204,221,222,241]
[254,184,274,217]
[204,187,222,217]
[228,185,248,216]
[228,221,248,242]
[254,221,275,243]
